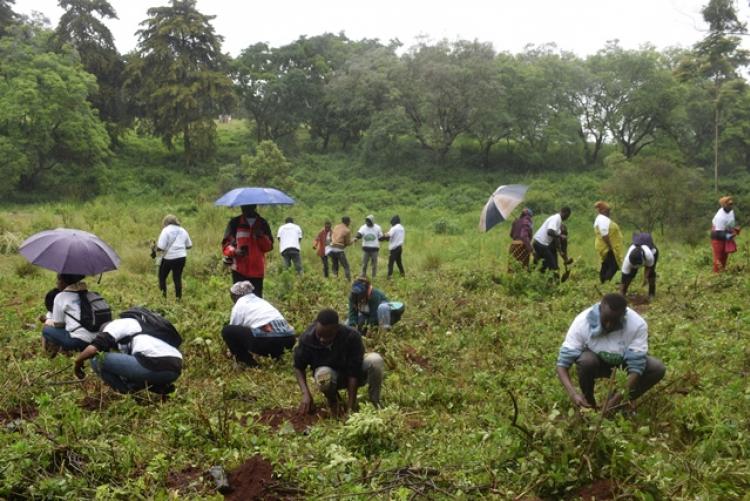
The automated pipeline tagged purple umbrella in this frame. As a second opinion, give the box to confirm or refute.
[19,228,120,275]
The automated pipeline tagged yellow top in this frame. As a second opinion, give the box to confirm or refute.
[595,219,624,265]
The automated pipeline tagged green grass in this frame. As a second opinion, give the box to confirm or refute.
[0,125,748,499]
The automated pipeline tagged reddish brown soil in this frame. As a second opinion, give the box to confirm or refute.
[256,407,328,432]
[165,466,205,492]
[224,455,273,501]
[403,345,431,369]
[627,294,650,313]
[0,403,38,424]
[78,394,116,411]
[575,479,616,500]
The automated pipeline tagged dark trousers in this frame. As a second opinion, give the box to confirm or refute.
[231,271,264,298]
[533,240,558,272]
[388,246,405,277]
[281,248,302,274]
[329,251,351,280]
[159,257,186,298]
[599,250,618,283]
[221,325,295,366]
[320,255,330,277]
[575,350,666,407]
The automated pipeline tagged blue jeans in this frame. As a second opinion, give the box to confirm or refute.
[91,353,179,394]
[41,326,89,351]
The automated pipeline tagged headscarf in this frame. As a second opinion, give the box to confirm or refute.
[719,196,733,207]
[230,281,255,297]
[162,214,180,227]
[521,208,533,217]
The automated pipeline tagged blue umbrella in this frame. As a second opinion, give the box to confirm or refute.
[214,187,295,207]
[19,228,120,275]
[479,184,529,232]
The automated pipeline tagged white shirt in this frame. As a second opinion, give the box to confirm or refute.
[561,306,648,362]
[386,224,405,250]
[533,213,563,246]
[230,294,286,329]
[157,225,192,260]
[593,214,611,237]
[102,318,182,360]
[52,290,96,342]
[622,244,656,274]
[277,222,303,252]
[712,208,736,231]
[357,224,383,249]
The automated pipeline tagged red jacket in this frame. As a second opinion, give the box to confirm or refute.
[222,214,273,278]
[313,228,330,257]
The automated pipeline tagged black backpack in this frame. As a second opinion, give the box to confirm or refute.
[66,291,112,332]
[119,307,182,348]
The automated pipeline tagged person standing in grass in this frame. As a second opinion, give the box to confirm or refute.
[508,208,534,271]
[329,216,353,280]
[313,220,333,278]
[381,215,405,278]
[620,232,658,299]
[276,217,303,275]
[222,204,274,297]
[711,196,740,273]
[354,215,383,279]
[294,308,384,416]
[221,281,295,368]
[556,293,665,414]
[532,207,572,275]
[155,215,192,299]
[593,201,624,283]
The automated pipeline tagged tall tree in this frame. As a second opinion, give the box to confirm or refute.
[53,0,129,144]
[126,0,235,165]
[0,0,17,37]
[0,21,109,195]
[676,0,749,190]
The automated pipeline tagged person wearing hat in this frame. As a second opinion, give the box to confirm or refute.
[711,196,740,273]
[329,216,353,280]
[294,308,385,416]
[221,281,296,368]
[155,214,193,299]
[276,216,303,275]
[508,208,534,271]
[354,215,383,279]
[593,201,624,283]
[381,215,405,278]
[347,276,403,333]
[620,232,658,299]
[313,220,333,277]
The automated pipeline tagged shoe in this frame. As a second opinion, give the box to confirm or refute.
[43,340,60,359]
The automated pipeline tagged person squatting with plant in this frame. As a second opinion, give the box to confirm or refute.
[154,214,192,299]
[354,215,383,279]
[710,196,740,273]
[73,316,183,397]
[221,281,295,368]
[620,232,658,299]
[556,293,666,415]
[532,207,573,277]
[347,276,403,334]
[294,308,384,417]
[222,204,273,297]
[593,201,624,284]
[41,274,99,357]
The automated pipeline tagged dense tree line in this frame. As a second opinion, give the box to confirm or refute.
[0,0,748,198]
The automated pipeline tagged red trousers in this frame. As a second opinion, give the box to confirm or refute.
[712,239,728,272]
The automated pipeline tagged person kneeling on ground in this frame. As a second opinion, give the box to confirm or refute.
[294,308,384,416]
[347,276,403,334]
[41,274,98,357]
[556,293,665,414]
[74,318,182,396]
[221,281,296,368]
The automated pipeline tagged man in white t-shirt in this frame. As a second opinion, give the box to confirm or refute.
[354,215,383,279]
[556,293,665,413]
[620,232,658,298]
[381,215,405,278]
[277,217,303,274]
[532,207,572,275]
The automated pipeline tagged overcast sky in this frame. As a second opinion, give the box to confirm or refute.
[18,0,750,56]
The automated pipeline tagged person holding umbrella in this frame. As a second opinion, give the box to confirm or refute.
[41,274,98,357]
[508,208,534,271]
[222,204,274,297]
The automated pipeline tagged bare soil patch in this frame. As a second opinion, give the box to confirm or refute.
[256,406,328,432]
[403,344,431,369]
[0,402,38,424]
[166,465,206,493]
[574,478,616,500]
[224,455,302,500]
